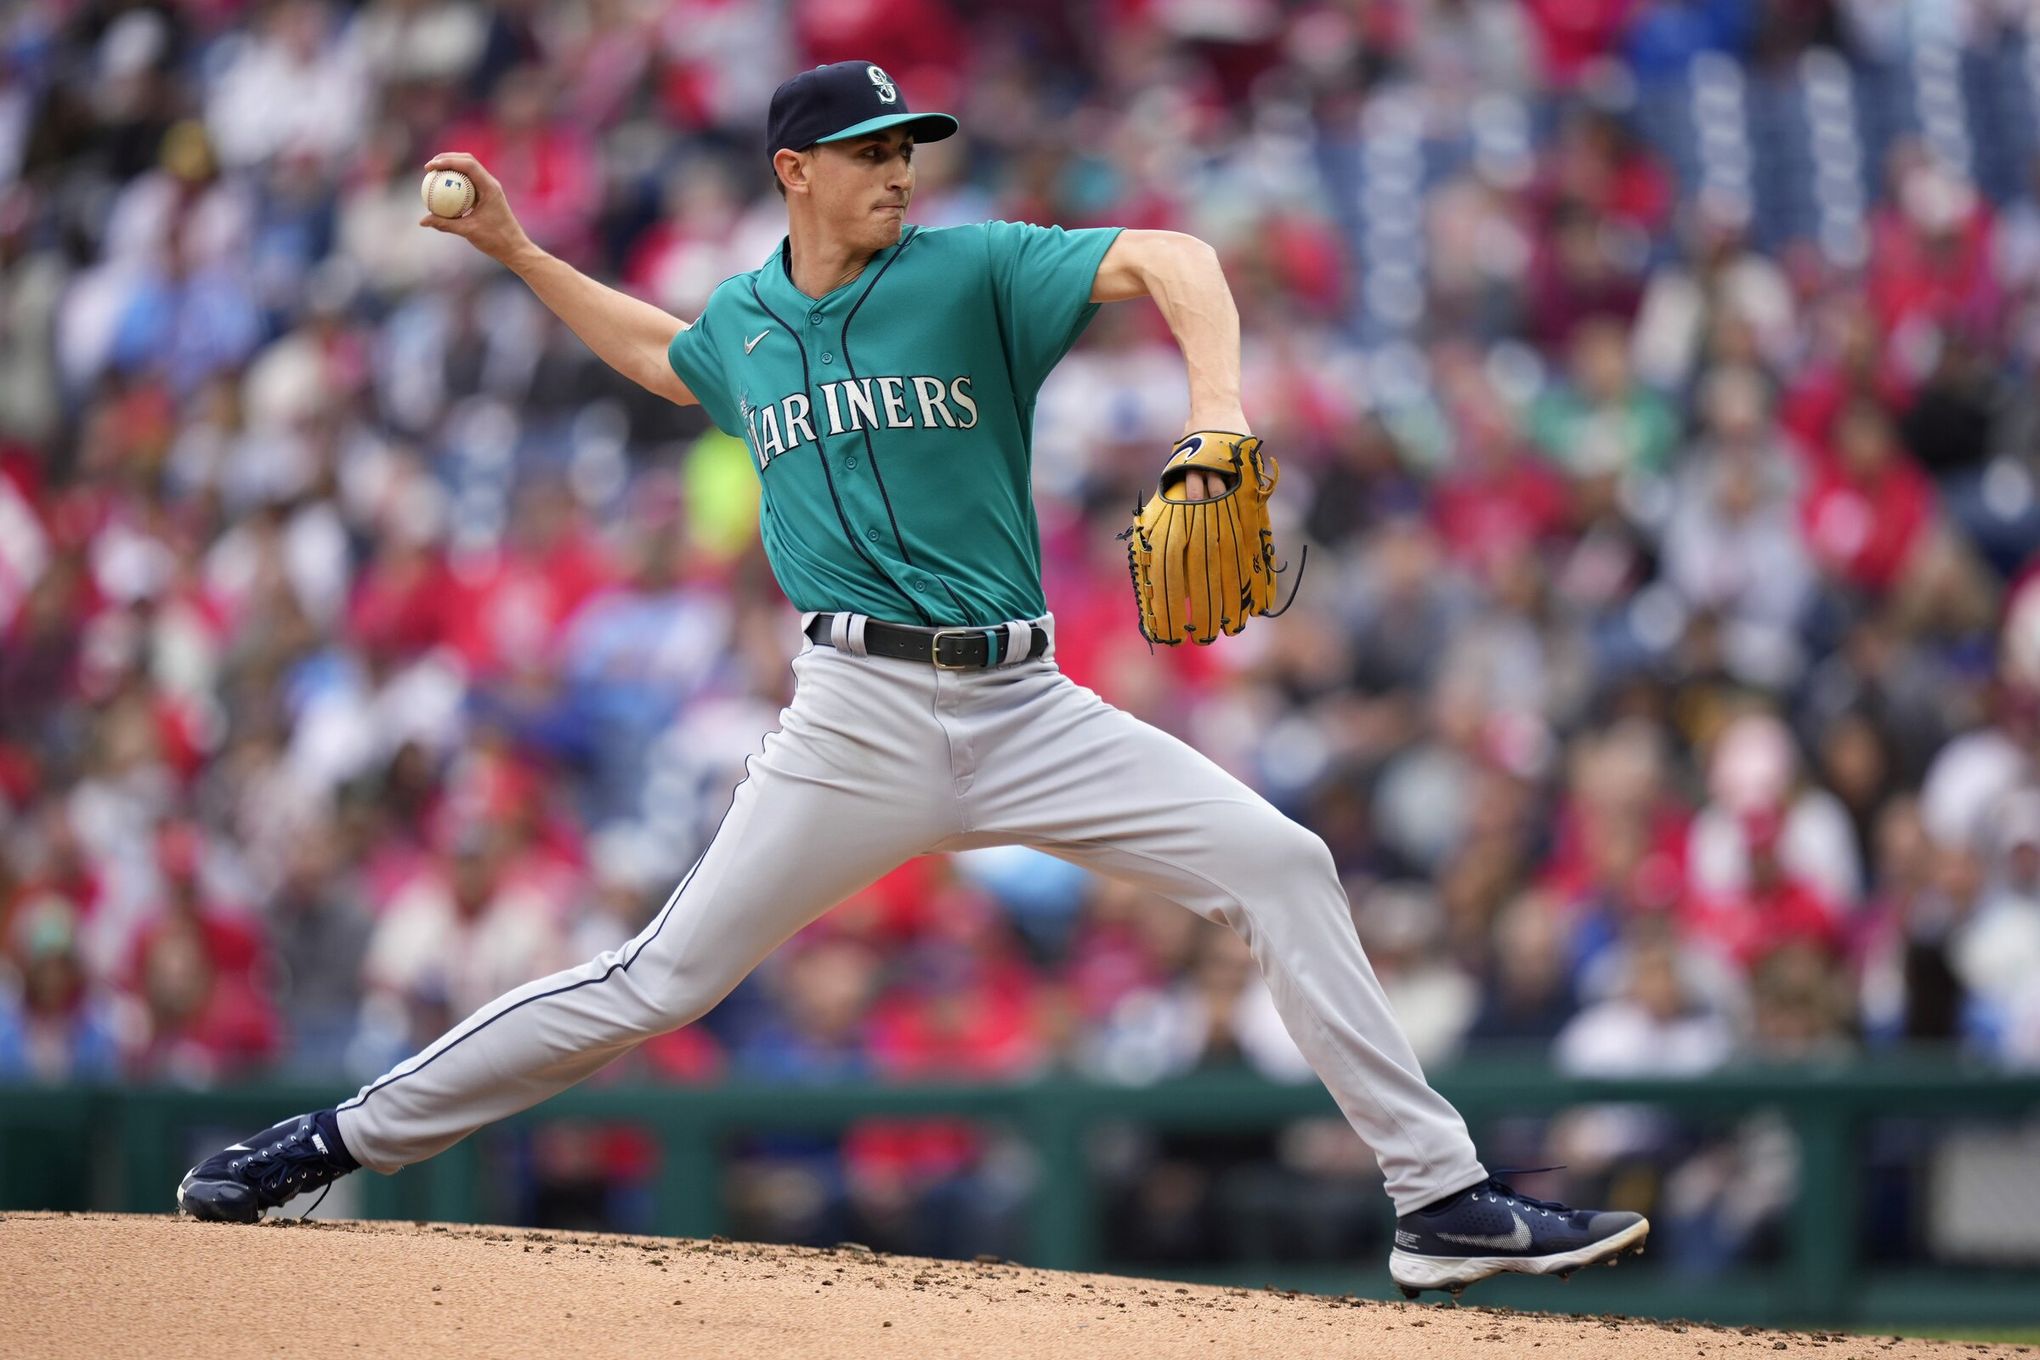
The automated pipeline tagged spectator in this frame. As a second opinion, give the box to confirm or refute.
[1681,805,1845,970]
[1529,316,1679,488]
[123,822,279,1084]
[204,0,369,172]
[265,822,371,1077]
[1081,923,1309,1086]
[1800,399,1937,599]
[1467,890,1580,1044]
[1657,941,1849,1274]
[1860,821,1988,1046]
[358,825,567,1061]
[1428,350,1574,574]
[1551,934,1738,1203]
[1868,151,2000,346]
[1355,882,1480,1065]
[1661,369,1817,688]
[1555,936,1739,1079]
[0,896,124,1082]
[434,65,600,261]
[1686,709,1863,912]
[1949,790,2040,1054]
[725,934,880,1246]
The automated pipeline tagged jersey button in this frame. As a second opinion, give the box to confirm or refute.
[821,352,833,364]
[808,312,822,325]
[913,581,928,592]
[846,458,858,469]
[866,528,880,541]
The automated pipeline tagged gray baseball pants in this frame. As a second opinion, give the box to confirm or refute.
[336,619,1487,1214]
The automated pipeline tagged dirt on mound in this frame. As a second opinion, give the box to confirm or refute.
[0,1212,2022,1360]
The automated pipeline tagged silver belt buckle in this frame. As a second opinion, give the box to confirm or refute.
[930,628,980,670]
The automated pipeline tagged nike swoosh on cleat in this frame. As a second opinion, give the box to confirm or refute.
[744,330,770,354]
[225,1144,252,1152]
[1437,1212,1533,1251]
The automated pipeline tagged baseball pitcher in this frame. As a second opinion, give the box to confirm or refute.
[177,61,1647,1298]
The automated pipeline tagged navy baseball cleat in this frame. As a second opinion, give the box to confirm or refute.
[177,1110,359,1223]
[1389,1174,1649,1298]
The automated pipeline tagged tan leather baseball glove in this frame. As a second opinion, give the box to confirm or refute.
[1121,430,1303,645]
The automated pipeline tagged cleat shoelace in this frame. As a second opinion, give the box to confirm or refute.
[233,1126,341,1207]
[1469,1168,1576,1223]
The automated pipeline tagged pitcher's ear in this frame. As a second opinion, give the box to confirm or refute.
[774,148,811,197]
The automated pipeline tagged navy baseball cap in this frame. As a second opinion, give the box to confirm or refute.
[766,61,958,163]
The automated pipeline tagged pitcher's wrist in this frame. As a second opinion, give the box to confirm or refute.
[1183,410,1250,437]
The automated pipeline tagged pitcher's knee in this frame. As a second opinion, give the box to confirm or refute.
[1222,822,1357,952]
[1244,816,1339,890]
[1294,824,1340,883]
[1256,815,1338,876]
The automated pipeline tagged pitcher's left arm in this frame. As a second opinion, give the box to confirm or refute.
[1092,230,1245,501]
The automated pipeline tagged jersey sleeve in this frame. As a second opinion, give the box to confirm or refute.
[981,220,1125,399]
[667,308,744,438]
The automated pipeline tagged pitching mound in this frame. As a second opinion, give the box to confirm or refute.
[0,1212,2020,1359]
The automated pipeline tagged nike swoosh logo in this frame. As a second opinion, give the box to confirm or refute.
[1438,1212,1532,1251]
[225,1144,252,1152]
[744,330,770,354]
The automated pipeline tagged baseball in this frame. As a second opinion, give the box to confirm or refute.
[420,168,476,219]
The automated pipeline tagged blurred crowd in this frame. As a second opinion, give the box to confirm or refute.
[3,0,2040,1260]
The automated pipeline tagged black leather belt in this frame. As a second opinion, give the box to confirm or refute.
[805,613,1049,670]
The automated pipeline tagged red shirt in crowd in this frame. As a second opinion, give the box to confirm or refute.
[1679,812,1844,969]
[1522,0,1636,87]
[1682,874,1843,969]
[1431,450,1574,573]
[1800,450,1935,595]
[440,529,617,677]
[1867,204,2001,338]
[434,113,600,261]
[127,906,280,1080]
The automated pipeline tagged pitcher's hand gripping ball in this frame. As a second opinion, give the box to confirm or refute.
[420,168,477,219]
[1121,431,1305,645]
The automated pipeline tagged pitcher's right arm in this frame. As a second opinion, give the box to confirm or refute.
[418,152,698,408]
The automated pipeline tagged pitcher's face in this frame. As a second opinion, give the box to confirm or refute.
[788,128,916,253]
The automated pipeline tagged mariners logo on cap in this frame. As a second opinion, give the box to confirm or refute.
[764,60,956,161]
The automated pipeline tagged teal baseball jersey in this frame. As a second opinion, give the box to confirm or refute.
[666,220,1122,627]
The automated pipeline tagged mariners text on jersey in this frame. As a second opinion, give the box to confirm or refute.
[741,374,980,470]
[666,219,1123,628]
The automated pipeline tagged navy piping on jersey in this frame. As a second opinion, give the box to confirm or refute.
[749,275,934,627]
[338,748,760,1115]
[839,228,975,624]
[980,230,1024,430]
